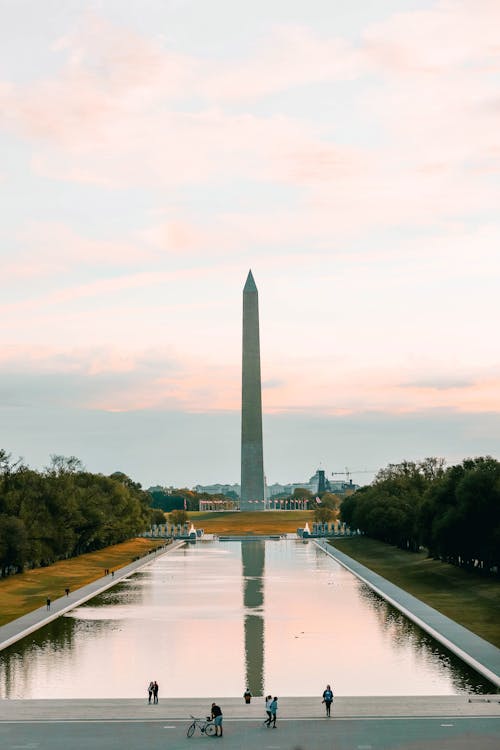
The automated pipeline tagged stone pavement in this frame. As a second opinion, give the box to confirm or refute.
[0,541,184,652]
[1,696,500,722]
[0,698,499,750]
[317,541,500,689]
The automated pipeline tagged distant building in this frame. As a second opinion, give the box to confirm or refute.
[194,483,240,498]
[267,469,359,498]
[192,468,359,505]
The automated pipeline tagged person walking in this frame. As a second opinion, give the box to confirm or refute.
[147,681,154,704]
[243,688,252,704]
[46,598,51,611]
[322,684,334,717]
[269,697,278,728]
[153,681,159,704]
[211,702,223,737]
[264,695,272,726]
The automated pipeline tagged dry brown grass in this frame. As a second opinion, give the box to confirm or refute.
[0,538,162,626]
[185,510,314,535]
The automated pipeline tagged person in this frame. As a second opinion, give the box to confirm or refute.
[264,695,272,726]
[322,684,334,717]
[148,681,154,704]
[46,597,51,610]
[65,587,70,596]
[269,697,278,728]
[243,688,252,704]
[153,680,159,704]
[111,570,114,578]
[211,702,223,737]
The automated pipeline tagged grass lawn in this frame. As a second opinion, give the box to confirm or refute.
[0,538,163,626]
[185,510,314,535]
[332,536,500,648]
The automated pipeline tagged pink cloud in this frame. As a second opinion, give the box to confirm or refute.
[363,0,500,73]
[201,25,364,100]
[1,342,500,416]
[1,3,497,238]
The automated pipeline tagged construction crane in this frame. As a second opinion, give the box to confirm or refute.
[331,468,376,482]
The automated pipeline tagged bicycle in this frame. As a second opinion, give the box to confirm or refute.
[186,715,217,738]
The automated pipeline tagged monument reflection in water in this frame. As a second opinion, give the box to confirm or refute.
[0,540,495,699]
[242,541,265,696]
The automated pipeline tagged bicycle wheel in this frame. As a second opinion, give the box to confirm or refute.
[187,723,196,738]
[205,723,217,736]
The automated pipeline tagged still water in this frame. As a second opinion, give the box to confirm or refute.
[0,540,493,698]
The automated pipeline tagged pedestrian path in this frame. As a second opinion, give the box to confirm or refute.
[0,540,184,652]
[0,695,499,722]
[317,540,500,688]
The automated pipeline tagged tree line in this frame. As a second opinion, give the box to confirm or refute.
[340,456,500,575]
[0,450,151,577]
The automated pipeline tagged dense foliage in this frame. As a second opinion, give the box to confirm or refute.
[340,456,500,575]
[0,450,151,577]
[148,487,233,512]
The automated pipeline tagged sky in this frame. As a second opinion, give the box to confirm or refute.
[1,0,500,489]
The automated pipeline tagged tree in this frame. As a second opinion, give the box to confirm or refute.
[314,506,334,523]
[150,509,166,525]
[293,488,312,498]
[340,459,445,551]
[421,456,500,573]
[320,493,341,510]
[0,515,29,575]
[170,509,188,526]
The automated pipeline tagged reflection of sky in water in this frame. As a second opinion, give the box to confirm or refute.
[0,541,494,698]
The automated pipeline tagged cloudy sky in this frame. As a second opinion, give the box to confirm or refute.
[1,0,499,488]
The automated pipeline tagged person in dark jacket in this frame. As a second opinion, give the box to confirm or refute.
[322,684,334,717]
[211,702,223,736]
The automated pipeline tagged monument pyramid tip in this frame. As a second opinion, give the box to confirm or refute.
[244,269,258,292]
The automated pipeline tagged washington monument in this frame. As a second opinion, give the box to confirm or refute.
[240,270,265,511]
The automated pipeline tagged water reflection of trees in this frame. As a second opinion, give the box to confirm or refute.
[0,592,128,698]
[82,578,144,608]
[0,615,78,698]
[357,583,494,694]
[241,540,265,697]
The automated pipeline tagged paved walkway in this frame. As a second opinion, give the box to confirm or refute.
[0,540,184,652]
[1,696,499,722]
[1,698,499,750]
[316,540,500,688]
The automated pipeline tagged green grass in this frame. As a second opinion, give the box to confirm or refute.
[332,536,500,648]
[185,510,314,535]
[0,538,163,626]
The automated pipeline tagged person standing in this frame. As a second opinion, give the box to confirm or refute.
[211,702,223,737]
[243,688,252,704]
[153,681,159,704]
[46,598,51,611]
[264,695,272,726]
[322,684,334,717]
[269,697,278,728]
[147,681,154,704]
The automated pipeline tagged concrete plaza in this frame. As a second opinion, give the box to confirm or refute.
[0,697,499,749]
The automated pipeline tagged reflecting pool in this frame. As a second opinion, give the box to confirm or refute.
[0,540,494,698]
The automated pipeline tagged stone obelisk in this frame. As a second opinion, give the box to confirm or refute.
[240,270,265,511]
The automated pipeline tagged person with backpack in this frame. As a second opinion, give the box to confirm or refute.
[322,684,334,717]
